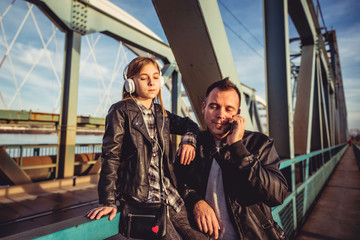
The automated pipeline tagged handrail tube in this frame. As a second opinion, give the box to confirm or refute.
[352,144,360,170]
[279,143,344,169]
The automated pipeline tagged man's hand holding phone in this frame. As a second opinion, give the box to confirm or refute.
[226,109,246,145]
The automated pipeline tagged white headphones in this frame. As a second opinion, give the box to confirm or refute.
[123,65,165,94]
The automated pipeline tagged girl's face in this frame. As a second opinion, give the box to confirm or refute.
[133,63,161,104]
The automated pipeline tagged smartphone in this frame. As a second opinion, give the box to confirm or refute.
[229,122,236,135]
[228,109,241,135]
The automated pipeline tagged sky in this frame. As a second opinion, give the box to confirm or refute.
[0,0,359,130]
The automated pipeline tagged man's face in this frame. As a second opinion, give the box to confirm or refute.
[202,88,240,140]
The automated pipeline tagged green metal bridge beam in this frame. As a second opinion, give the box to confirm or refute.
[266,0,347,156]
[294,45,316,155]
[56,31,81,178]
[152,0,254,130]
[263,0,294,159]
[288,0,348,157]
[30,0,175,63]
[0,147,32,184]
[327,31,348,143]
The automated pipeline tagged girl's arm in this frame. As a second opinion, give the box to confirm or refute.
[167,111,200,165]
[98,104,126,207]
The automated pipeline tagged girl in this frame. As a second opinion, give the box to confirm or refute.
[87,57,207,240]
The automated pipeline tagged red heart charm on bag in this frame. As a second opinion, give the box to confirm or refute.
[152,226,159,233]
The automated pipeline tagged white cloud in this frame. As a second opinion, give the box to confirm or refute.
[79,61,110,79]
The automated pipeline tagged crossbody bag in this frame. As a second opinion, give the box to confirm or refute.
[120,154,168,239]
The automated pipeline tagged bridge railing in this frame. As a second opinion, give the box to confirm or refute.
[352,143,360,169]
[3,143,348,240]
[1,143,101,172]
[272,143,348,239]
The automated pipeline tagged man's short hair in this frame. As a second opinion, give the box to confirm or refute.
[205,77,241,104]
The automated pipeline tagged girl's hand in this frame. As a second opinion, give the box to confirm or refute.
[86,206,117,221]
[177,144,196,165]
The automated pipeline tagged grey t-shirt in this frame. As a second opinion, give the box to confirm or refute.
[205,141,239,240]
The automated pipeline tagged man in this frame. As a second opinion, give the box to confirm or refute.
[175,78,288,239]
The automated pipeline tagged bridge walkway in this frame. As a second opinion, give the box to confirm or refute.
[0,176,99,238]
[296,146,360,240]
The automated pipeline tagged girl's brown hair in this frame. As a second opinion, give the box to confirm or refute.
[122,56,167,116]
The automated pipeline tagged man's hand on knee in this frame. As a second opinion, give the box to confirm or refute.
[193,200,220,239]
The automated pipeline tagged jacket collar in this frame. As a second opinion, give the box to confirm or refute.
[201,130,228,149]
[126,99,152,143]
[125,99,165,146]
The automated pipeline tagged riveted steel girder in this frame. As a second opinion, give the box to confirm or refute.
[30,0,175,62]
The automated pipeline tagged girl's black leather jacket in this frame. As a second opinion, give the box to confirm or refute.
[98,99,199,207]
[175,130,288,239]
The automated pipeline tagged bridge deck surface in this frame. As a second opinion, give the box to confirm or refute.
[0,180,98,238]
[296,146,360,240]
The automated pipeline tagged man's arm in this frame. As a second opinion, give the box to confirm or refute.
[174,138,220,239]
[222,114,288,206]
[220,135,288,206]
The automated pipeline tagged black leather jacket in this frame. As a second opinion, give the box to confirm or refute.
[175,130,288,239]
[98,99,199,207]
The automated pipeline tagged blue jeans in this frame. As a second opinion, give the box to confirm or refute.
[168,205,208,240]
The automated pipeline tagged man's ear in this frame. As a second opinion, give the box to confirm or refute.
[202,102,206,115]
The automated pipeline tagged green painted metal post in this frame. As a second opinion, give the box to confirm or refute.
[171,70,182,149]
[263,0,296,231]
[56,31,81,178]
[294,45,316,155]
[263,0,294,159]
[171,71,182,117]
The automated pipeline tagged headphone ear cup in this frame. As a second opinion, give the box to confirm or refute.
[125,78,135,93]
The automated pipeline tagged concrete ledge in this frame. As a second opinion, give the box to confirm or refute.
[1,213,119,240]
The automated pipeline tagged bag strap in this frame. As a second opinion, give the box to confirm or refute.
[249,204,273,231]
[158,133,168,204]
[159,148,164,202]
[250,204,284,240]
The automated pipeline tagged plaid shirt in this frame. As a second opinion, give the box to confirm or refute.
[137,101,195,213]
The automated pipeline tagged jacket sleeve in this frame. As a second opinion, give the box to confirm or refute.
[174,156,205,210]
[219,136,288,207]
[98,104,125,207]
[167,111,200,136]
